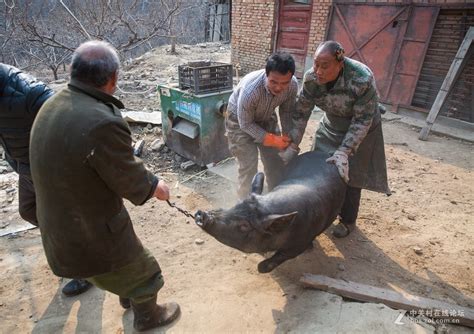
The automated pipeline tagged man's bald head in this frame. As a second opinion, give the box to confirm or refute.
[315,41,345,62]
[71,40,120,88]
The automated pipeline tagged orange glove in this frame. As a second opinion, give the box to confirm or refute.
[262,133,291,150]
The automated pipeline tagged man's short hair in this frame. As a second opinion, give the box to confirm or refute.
[71,40,120,88]
[316,41,345,62]
[265,51,296,76]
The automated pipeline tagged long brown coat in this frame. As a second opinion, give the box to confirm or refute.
[30,80,158,278]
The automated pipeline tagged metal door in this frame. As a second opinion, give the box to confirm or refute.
[276,0,313,77]
[326,4,439,107]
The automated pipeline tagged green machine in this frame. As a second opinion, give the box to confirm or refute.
[158,62,233,166]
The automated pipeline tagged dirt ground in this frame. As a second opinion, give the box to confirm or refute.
[0,43,473,333]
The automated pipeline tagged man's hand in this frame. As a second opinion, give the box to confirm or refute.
[153,179,170,201]
[326,150,349,183]
[262,133,291,150]
[288,128,302,145]
[279,143,300,164]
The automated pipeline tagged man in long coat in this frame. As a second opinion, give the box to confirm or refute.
[30,40,180,331]
[290,41,390,238]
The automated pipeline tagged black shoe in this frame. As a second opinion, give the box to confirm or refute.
[332,222,355,238]
[120,297,131,309]
[132,296,180,331]
[62,279,93,297]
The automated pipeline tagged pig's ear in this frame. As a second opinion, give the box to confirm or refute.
[261,211,297,234]
[250,172,265,195]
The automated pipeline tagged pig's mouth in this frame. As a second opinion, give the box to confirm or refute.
[194,210,215,229]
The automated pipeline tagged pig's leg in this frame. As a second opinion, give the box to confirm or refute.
[258,251,289,273]
[257,244,308,273]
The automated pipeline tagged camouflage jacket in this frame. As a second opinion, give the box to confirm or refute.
[291,57,378,155]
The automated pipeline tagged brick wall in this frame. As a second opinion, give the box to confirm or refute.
[231,0,277,76]
[308,0,333,56]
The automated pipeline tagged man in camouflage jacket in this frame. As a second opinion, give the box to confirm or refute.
[290,41,390,238]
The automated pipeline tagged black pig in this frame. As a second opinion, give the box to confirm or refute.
[195,151,347,273]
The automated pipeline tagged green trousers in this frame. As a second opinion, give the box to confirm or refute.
[87,248,164,304]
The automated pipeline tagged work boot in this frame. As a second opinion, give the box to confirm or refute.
[62,279,93,297]
[120,297,131,309]
[332,222,355,238]
[131,296,180,331]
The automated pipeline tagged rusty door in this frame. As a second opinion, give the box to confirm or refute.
[276,0,313,77]
[326,4,439,107]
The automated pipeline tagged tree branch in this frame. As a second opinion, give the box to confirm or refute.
[58,0,92,40]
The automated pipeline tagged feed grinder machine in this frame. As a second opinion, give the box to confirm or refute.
[158,61,233,166]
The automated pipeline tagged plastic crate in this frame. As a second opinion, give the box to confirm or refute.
[178,61,233,94]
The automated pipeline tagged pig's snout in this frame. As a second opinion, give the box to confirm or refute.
[194,210,213,228]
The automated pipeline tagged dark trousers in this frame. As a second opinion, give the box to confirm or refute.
[5,156,38,226]
[18,173,38,226]
[340,186,362,225]
[87,248,163,304]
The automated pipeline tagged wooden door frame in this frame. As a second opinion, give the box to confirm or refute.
[274,0,313,76]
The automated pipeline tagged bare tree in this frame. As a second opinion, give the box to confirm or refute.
[20,45,71,80]
[32,1,203,51]
[1,0,206,78]
[0,2,19,64]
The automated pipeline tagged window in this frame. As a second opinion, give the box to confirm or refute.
[284,0,311,5]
